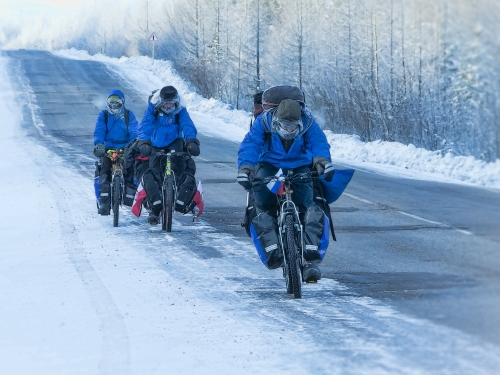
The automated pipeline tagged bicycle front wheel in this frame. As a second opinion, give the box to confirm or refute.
[112,176,121,227]
[285,214,302,299]
[162,176,174,232]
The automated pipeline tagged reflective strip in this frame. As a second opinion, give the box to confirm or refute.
[100,193,109,197]
[315,196,327,202]
[176,200,185,205]
[306,245,318,251]
[248,206,253,210]
[153,200,162,206]
[126,194,134,198]
[265,244,278,251]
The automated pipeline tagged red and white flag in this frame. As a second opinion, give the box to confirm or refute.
[131,182,147,217]
[192,181,204,216]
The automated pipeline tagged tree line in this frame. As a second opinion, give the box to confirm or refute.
[1,0,499,161]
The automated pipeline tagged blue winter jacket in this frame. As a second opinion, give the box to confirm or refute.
[138,102,197,147]
[93,90,139,149]
[238,108,331,170]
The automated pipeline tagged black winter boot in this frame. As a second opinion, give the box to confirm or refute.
[302,261,321,283]
[98,205,110,216]
[148,212,159,225]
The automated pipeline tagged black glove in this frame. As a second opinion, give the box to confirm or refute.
[237,165,255,190]
[313,156,335,182]
[93,143,105,158]
[186,138,200,156]
[138,140,152,157]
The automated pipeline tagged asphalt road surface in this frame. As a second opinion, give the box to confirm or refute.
[5,50,500,351]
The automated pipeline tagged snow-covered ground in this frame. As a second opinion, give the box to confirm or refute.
[53,49,500,190]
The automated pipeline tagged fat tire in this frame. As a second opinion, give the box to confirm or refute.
[285,266,293,294]
[285,214,302,298]
[112,177,121,227]
[162,176,174,232]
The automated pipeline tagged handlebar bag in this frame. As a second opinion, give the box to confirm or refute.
[250,212,284,269]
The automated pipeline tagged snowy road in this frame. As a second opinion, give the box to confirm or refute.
[1,50,500,374]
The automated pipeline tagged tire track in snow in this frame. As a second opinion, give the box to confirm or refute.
[20,75,132,375]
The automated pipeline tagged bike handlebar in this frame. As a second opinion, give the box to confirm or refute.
[252,170,319,184]
[155,149,192,158]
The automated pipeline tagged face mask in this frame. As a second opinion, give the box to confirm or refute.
[272,116,302,139]
[276,126,299,139]
[107,95,123,114]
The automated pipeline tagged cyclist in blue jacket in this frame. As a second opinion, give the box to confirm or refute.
[237,95,334,282]
[94,89,139,215]
[137,86,200,225]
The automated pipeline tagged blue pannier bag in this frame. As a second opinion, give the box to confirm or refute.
[250,212,284,269]
[303,205,330,261]
[94,161,100,207]
[94,177,100,206]
[320,169,355,204]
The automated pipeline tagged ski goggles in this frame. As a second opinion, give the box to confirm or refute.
[275,118,302,132]
[163,101,176,109]
[107,95,123,104]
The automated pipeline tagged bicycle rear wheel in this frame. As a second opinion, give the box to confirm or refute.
[162,176,174,232]
[285,214,302,298]
[112,176,121,227]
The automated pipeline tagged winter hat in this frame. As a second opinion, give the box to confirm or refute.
[275,99,302,122]
[253,91,264,106]
[272,99,303,140]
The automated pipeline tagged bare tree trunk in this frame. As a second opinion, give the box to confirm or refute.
[401,1,406,97]
[390,0,394,114]
[195,0,199,59]
[256,0,261,91]
[371,0,389,141]
[298,0,303,89]
[348,0,352,85]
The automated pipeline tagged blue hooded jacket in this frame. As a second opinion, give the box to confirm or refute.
[238,107,331,170]
[138,102,197,147]
[93,90,139,149]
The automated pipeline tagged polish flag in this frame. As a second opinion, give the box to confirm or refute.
[267,168,285,194]
[192,181,204,216]
[131,182,147,217]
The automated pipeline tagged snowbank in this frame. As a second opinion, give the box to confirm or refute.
[327,133,500,189]
[53,49,500,190]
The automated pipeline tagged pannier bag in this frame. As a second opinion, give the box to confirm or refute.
[303,205,330,261]
[250,212,284,269]
[243,191,257,237]
[123,185,137,207]
[94,161,101,207]
[175,172,197,213]
[312,177,336,241]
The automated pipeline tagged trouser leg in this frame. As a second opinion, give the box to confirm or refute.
[142,150,164,216]
[290,165,314,222]
[252,162,279,217]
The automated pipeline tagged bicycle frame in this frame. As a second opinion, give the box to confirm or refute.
[158,151,178,204]
[108,150,125,203]
[277,179,304,267]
